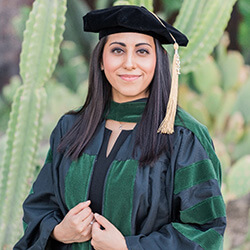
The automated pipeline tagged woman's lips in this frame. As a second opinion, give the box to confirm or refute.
[119,74,141,81]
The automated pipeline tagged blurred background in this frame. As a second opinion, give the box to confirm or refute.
[0,0,249,249]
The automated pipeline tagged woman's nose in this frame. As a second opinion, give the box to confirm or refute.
[123,52,136,70]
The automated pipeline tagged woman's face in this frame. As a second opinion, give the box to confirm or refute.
[102,32,156,103]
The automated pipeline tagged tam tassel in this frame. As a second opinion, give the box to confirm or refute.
[157,42,180,134]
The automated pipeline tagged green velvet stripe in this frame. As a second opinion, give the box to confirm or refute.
[175,108,222,186]
[45,148,52,164]
[65,153,96,250]
[180,196,226,224]
[174,159,217,194]
[65,153,96,209]
[105,100,146,122]
[103,159,138,236]
[172,223,223,250]
[23,220,28,232]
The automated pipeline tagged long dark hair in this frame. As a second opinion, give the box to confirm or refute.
[58,36,172,166]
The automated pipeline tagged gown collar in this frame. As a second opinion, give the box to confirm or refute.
[105,98,147,123]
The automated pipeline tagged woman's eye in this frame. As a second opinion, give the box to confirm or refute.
[111,48,124,54]
[137,49,149,55]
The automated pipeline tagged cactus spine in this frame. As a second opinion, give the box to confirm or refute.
[0,0,66,248]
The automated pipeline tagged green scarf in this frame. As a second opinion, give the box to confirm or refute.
[105,99,147,122]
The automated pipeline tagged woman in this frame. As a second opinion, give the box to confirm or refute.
[15,5,226,250]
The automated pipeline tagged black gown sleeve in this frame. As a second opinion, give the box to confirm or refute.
[125,128,226,250]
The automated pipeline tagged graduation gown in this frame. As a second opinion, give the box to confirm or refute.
[14,108,226,250]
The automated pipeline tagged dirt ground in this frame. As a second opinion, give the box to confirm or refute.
[225,193,250,249]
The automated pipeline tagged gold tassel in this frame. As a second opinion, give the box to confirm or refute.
[157,42,180,134]
[147,11,181,134]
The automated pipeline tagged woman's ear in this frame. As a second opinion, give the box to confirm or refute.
[100,62,104,70]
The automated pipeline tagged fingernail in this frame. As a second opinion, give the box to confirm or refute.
[94,213,100,218]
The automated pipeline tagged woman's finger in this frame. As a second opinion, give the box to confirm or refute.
[68,200,91,216]
[94,213,112,230]
[79,212,94,231]
[75,206,92,222]
[91,221,103,240]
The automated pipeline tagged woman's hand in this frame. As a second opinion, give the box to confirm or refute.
[91,213,128,250]
[51,200,94,244]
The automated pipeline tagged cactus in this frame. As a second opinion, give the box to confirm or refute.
[234,77,250,124]
[192,56,222,93]
[174,0,237,73]
[0,0,66,248]
[96,0,112,9]
[227,155,250,199]
[114,0,154,11]
[212,138,231,184]
[224,112,245,145]
[220,51,245,91]
[173,0,207,37]
[213,90,237,133]
[178,84,211,128]
[203,86,224,118]
[233,126,250,161]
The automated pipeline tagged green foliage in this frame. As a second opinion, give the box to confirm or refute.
[162,0,183,19]
[64,0,96,64]
[2,76,21,104]
[238,0,250,64]
[12,6,31,40]
[54,41,88,92]
[0,0,67,248]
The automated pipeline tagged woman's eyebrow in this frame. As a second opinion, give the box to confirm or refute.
[109,42,152,47]
[109,42,126,47]
[135,43,152,47]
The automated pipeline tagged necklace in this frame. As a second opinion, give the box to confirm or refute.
[105,119,136,131]
[119,123,123,130]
